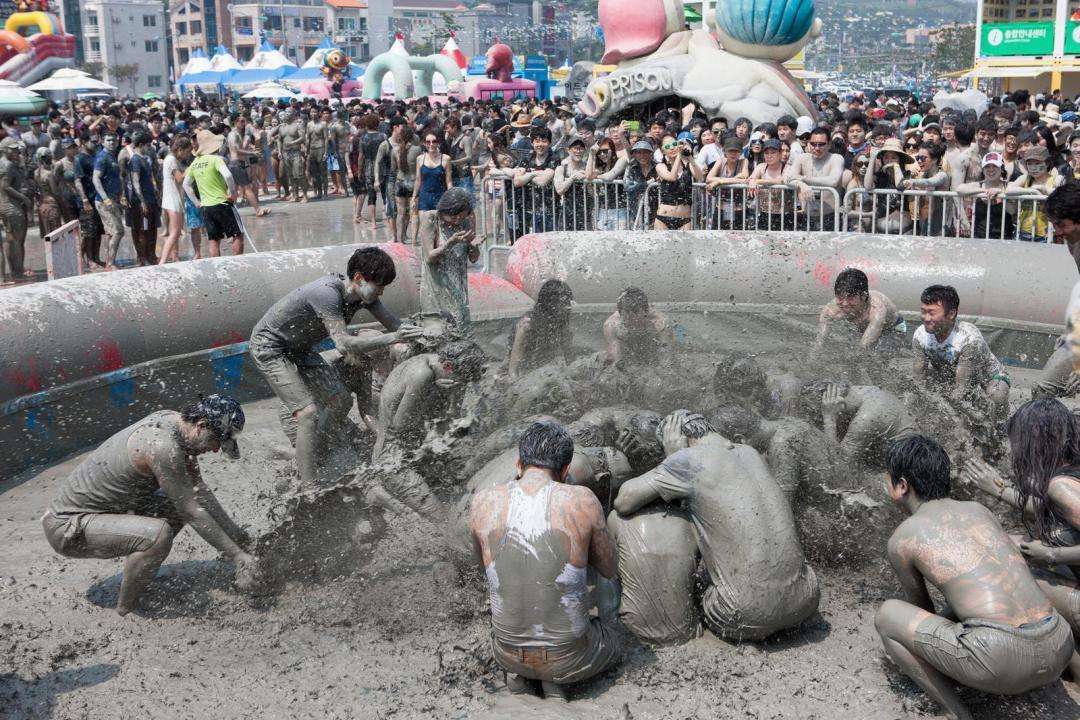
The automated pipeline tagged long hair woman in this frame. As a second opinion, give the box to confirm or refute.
[964,398,1080,666]
[391,125,421,243]
[508,278,574,378]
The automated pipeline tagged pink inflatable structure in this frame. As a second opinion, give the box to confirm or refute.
[456,40,535,101]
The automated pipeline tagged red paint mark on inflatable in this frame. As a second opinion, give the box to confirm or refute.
[379,242,416,261]
[210,330,246,348]
[812,257,882,289]
[5,360,42,392]
[96,338,124,372]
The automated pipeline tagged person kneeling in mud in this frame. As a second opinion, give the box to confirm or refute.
[875,435,1074,720]
[813,267,905,359]
[912,284,1010,420]
[469,421,621,701]
[508,278,575,379]
[614,411,820,641]
[711,353,805,419]
[603,287,675,367]
[250,246,424,489]
[801,381,909,467]
[42,396,260,616]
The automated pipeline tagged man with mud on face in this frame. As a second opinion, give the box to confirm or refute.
[912,285,1010,420]
[469,421,621,702]
[250,247,424,490]
[614,411,820,641]
[42,395,260,616]
[602,287,675,367]
[813,268,905,357]
[875,435,1074,720]
[711,353,805,420]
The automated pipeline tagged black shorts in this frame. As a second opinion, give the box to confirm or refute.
[201,202,241,242]
[350,176,365,197]
[227,161,252,187]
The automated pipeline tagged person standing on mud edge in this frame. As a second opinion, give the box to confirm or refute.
[41,395,261,616]
[249,247,423,489]
[92,132,126,271]
[0,136,30,278]
[182,130,244,258]
[469,421,621,702]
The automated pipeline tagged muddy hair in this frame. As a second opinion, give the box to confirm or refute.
[526,279,573,351]
[834,268,869,298]
[1006,399,1080,544]
[708,405,762,444]
[438,341,488,381]
[519,420,575,472]
[713,353,766,397]
[567,420,605,447]
[663,410,713,441]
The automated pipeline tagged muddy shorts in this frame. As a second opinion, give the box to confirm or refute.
[78,204,103,244]
[702,563,820,641]
[42,495,184,559]
[492,618,620,685]
[227,160,252,188]
[95,199,124,240]
[914,612,1074,695]
[251,346,347,414]
[127,201,160,232]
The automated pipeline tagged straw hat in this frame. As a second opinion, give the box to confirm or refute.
[870,137,914,167]
[1042,103,1062,126]
[194,129,224,156]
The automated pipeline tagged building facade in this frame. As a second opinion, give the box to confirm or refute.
[974,0,1080,93]
[169,0,219,74]
[81,0,170,95]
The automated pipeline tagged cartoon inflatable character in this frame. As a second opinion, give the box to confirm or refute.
[322,48,352,83]
[485,42,514,84]
[712,0,822,63]
[599,0,684,65]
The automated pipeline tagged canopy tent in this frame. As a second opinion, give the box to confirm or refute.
[241,81,298,99]
[284,39,363,83]
[244,40,296,71]
[175,69,229,90]
[224,65,297,87]
[181,47,212,76]
[0,80,48,116]
[27,69,116,92]
[209,45,243,72]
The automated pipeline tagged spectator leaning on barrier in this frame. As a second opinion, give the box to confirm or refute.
[955,152,1015,240]
[784,126,844,231]
[1007,145,1064,243]
[902,142,950,236]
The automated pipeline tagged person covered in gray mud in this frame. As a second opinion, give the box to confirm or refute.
[42,396,260,616]
[607,502,700,646]
[249,247,424,489]
[570,406,664,470]
[813,268,905,356]
[603,287,675,367]
[711,353,805,419]
[963,398,1080,677]
[373,340,488,461]
[614,411,820,641]
[508,278,575,379]
[801,381,909,467]
[469,421,621,702]
[875,435,1074,720]
[419,187,483,332]
[708,404,846,500]
[912,285,1010,420]
[1033,184,1080,398]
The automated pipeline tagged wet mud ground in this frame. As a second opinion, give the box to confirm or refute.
[4,379,1080,719]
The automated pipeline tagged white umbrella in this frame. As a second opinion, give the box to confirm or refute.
[241,82,297,99]
[26,71,116,92]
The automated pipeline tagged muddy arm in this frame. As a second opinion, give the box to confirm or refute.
[887,534,934,613]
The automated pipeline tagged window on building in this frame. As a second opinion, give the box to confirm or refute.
[293,18,301,28]
[86,12,98,28]
[178,47,189,63]
[1016,8,1026,16]
[148,75,162,87]
[89,38,101,52]
[359,18,367,31]
[177,21,187,34]
[145,40,159,52]
[191,20,202,33]
[337,18,355,31]
[265,15,282,30]
[143,14,156,26]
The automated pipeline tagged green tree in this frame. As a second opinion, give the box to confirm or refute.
[441,11,464,37]
[930,23,976,74]
[110,63,140,96]
[81,61,105,79]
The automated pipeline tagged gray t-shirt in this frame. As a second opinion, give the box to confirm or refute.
[250,274,382,359]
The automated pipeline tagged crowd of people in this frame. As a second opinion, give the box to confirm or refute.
[5,85,1080,280]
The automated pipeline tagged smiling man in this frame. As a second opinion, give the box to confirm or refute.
[814,268,904,356]
[42,395,259,616]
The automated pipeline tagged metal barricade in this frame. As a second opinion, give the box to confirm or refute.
[687,182,841,232]
[841,188,1055,243]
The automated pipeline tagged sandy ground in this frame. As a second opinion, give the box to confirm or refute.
[4,387,1080,720]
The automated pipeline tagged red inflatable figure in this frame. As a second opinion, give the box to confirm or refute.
[485,42,514,84]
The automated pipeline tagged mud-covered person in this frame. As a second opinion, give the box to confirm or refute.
[418,187,483,332]
[508,278,574,378]
[372,339,488,461]
[469,421,621,702]
[603,287,675,367]
[614,411,820,641]
[42,395,260,616]
[875,435,1074,720]
[249,247,423,489]
[813,267,904,358]
[1033,182,1080,398]
[912,284,1010,420]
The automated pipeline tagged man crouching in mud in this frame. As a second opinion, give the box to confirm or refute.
[469,421,621,702]
[875,435,1074,720]
[42,395,260,616]
[813,267,905,357]
[603,286,675,367]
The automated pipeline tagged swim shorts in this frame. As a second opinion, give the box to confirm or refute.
[491,618,620,685]
[42,494,184,559]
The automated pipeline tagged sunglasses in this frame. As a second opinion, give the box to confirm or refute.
[662,142,678,150]
[808,141,828,148]
[424,140,439,145]
[915,155,930,162]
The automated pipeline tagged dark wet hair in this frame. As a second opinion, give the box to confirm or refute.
[975,115,998,136]
[708,405,762,443]
[886,435,951,500]
[131,130,150,146]
[664,410,713,441]
[920,285,959,314]
[518,420,575,472]
[713,353,767,397]
[1006,399,1080,544]
[347,246,396,286]
[1045,181,1080,224]
[567,420,605,447]
[437,341,487,381]
[834,268,869,298]
[531,126,552,142]
[616,287,649,315]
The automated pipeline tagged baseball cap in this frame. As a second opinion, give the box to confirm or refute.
[796,116,814,136]
[981,152,1004,168]
[722,137,743,152]
[762,138,782,151]
[630,140,653,152]
[749,131,764,143]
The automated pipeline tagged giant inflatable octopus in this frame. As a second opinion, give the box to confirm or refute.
[580,0,820,127]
